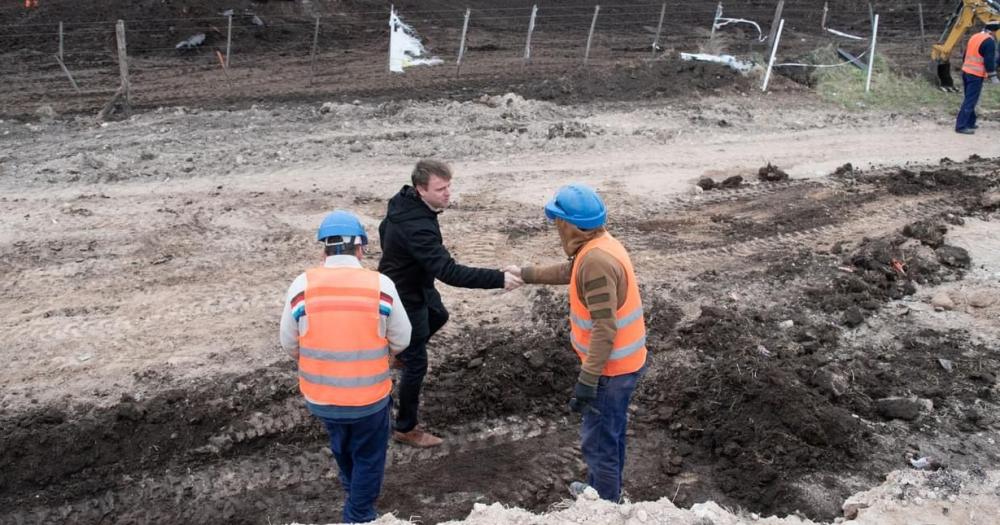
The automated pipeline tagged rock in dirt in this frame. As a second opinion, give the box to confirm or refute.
[719,175,743,189]
[547,121,599,139]
[812,367,849,398]
[968,290,996,308]
[833,162,855,176]
[319,102,337,114]
[876,396,933,421]
[843,307,865,327]
[35,105,57,120]
[930,292,955,310]
[842,493,870,520]
[980,190,1000,209]
[902,220,947,248]
[696,177,716,191]
[757,163,789,182]
[905,244,941,283]
[935,245,971,268]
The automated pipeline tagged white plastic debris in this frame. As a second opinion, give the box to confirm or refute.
[679,52,753,73]
[910,456,931,469]
[388,8,444,73]
[176,33,206,50]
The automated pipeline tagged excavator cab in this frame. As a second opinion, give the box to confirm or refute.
[932,0,1000,91]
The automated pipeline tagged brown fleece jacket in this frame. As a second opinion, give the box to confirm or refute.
[521,221,628,387]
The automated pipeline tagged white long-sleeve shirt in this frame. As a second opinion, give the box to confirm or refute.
[279,255,412,359]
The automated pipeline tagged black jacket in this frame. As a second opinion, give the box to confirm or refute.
[378,185,504,338]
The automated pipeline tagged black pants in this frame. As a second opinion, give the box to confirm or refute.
[394,303,448,433]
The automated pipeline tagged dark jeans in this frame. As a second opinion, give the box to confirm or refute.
[320,401,391,523]
[956,72,984,131]
[580,365,646,502]
[394,302,448,433]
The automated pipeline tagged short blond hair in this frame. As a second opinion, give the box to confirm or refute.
[411,159,452,188]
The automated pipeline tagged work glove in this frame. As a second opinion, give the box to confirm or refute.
[568,381,599,416]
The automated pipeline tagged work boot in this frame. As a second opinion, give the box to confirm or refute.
[568,481,594,499]
[956,128,975,135]
[393,427,443,448]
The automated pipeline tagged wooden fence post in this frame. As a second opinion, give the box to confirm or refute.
[54,54,80,93]
[584,5,600,65]
[310,16,320,85]
[918,3,925,40]
[652,3,666,57]
[225,14,233,68]
[115,20,130,108]
[456,8,471,76]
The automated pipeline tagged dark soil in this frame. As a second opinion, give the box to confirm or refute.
[0,0,959,116]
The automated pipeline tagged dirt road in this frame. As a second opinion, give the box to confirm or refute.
[2,89,999,524]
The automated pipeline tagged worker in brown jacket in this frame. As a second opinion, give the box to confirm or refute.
[506,184,647,502]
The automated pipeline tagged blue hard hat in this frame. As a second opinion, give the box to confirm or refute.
[544,184,607,229]
[317,210,368,245]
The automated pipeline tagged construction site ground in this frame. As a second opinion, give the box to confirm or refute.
[3,1,1000,524]
[3,89,1000,524]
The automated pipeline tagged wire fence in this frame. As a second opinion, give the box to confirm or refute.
[0,1,965,114]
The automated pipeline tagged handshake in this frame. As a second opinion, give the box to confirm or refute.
[502,265,524,291]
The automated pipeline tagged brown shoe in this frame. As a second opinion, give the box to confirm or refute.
[393,427,443,448]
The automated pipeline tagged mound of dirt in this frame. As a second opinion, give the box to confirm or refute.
[758,163,790,182]
[512,58,752,104]
[881,168,990,196]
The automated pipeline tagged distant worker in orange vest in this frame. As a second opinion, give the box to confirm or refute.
[956,21,1000,134]
[24,0,38,8]
[506,184,647,502]
[280,210,411,523]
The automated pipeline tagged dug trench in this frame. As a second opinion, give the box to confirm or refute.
[2,159,999,524]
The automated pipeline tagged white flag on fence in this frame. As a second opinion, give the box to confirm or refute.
[389,7,444,73]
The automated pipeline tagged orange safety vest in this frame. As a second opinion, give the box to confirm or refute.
[568,233,647,377]
[298,266,391,407]
[963,32,994,78]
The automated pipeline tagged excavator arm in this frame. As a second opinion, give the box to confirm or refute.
[932,0,1000,90]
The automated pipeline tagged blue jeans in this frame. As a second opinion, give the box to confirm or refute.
[956,72,984,131]
[580,365,646,502]
[320,400,391,523]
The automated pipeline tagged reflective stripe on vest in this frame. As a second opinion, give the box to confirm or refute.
[568,233,647,377]
[963,32,993,78]
[298,266,391,407]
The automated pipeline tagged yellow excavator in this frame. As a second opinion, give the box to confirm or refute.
[933,0,1000,91]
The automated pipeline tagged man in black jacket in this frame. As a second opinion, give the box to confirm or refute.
[378,159,523,447]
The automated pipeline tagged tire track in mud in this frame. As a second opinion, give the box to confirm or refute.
[653,197,956,265]
[625,178,962,274]
[1,412,570,525]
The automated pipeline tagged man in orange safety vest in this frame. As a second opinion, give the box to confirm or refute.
[956,21,1000,134]
[280,210,411,523]
[506,184,648,503]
